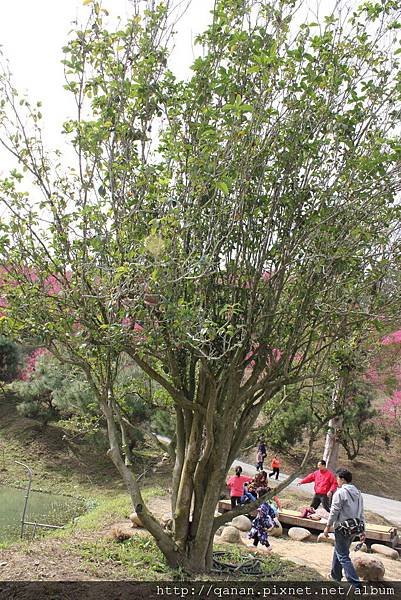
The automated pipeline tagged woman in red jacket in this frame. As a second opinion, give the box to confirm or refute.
[226,466,252,509]
[297,459,337,512]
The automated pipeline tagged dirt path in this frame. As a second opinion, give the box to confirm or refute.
[268,537,401,581]
[220,533,401,582]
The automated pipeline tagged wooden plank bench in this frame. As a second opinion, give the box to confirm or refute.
[217,500,399,547]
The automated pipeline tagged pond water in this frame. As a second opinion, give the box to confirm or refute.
[0,486,85,542]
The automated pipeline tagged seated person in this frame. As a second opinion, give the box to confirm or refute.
[253,470,271,497]
[241,481,257,504]
[254,470,268,488]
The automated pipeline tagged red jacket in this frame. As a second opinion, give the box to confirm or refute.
[227,474,252,497]
[299,469,337,495]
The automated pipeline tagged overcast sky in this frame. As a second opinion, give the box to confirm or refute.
[0,0,348,176]
[0,1,215,154]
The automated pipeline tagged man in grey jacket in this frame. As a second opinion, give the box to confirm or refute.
[323,468,365,589]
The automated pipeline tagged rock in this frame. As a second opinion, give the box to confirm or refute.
[161,513,172,526]
[231,515,252,532]
[371,544,399,560]
[286,557,308,567]
[215,526,224,537]
[0,562,7,567]
[317,533,335,545]
[129,512,143,528]
[314,507,330,520]
[352,555,385,581]
[270,520,283,537]
[351,541,367,553]
[288,527,312,541]
[220,526,241,544]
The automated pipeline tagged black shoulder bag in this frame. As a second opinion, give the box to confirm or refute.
[336,489,364,536]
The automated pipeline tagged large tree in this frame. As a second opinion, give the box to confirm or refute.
[1,0,401,572]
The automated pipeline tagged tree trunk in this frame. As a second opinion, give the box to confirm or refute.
[100,395,190,569]
[323,376,346,471]
[323,414,343,471]
[98,362,291,574]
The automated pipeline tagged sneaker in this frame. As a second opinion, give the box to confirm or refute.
[327,573,341,582]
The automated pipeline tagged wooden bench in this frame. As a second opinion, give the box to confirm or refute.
[217,500,399,547]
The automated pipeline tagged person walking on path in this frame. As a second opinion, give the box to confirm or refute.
[269,455,280,480]
[323,468,365,589]
[227,466,252,509]
[256,439,267,471]
[297,459,337,512]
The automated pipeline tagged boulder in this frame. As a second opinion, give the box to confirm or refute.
[371,544,399,560]
[129,512,143,528]
[352,555,385,581]
[231,515,252,532]
[317,533,335,545]
[215,526,224,537]
[288,527,312,541]
[351,541,368,553]
[351,542,368,552]
[270,520,283,537]
[161,513,172,526]
[220,526,241,544]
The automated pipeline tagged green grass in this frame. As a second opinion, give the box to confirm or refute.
[69,535,322,582]
[74,534,173,580]
[53,485,167,538]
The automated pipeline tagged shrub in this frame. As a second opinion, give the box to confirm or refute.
[0,336,20,383]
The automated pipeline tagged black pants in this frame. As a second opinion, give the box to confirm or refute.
[256,461,264,471]
[251,532,271,548]
[269,467,279,480]
[231,496,241,509]
[311,493,331,512]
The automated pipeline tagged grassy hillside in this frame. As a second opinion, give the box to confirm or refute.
[0,394,121,495]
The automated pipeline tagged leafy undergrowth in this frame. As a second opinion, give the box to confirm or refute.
[75,536,172,580]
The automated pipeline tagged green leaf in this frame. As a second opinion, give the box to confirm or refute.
[216,181,229,196]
